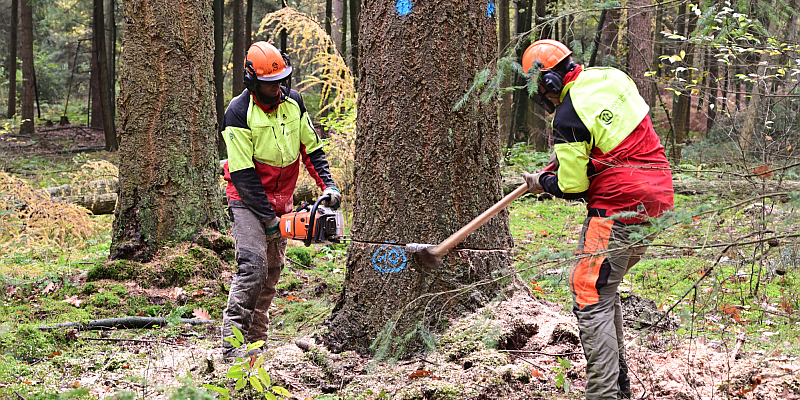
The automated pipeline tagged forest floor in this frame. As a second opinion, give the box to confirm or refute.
[1,125,800,400]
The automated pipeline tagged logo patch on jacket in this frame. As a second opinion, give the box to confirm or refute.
[600,110,614,125]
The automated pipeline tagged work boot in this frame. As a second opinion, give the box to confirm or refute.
[222,346,263,363]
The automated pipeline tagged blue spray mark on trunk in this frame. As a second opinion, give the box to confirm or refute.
[372,245,407,273]
[396,0,412,16]
[487,1,496,17]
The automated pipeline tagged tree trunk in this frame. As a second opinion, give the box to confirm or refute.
[600,8,618,64]
[105,0,116,120]
[113,0,227,262]
[6,0,18,119]
[94,0,117,151]
[326,0,511,357]
[508,0,532,147]
[528,0,548,150]
[246,0,253,46]
[325,0,333,37]
[670,1,688,164]
[706,46,718,134]
[341,0,348,60]
[91,36,104,128]
[214,0,226,154]
[349,0,360,74]
[497,0,511,145]
[231,0,245,98]
[627,0,652,107]
[19,0,34,134]
[333,0,344,49]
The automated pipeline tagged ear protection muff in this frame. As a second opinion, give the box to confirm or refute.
[539,61,576,95]
[243,58,256,88]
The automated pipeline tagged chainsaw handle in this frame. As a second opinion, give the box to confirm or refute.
[304,193,332,247]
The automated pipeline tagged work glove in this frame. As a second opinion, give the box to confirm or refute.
[548,150,559,171]
[263,216,282,242]
[322,187,342,210]
[523,171,544,194]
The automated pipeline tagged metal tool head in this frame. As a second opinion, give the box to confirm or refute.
[415,246,442,270]
[405,243,434,253]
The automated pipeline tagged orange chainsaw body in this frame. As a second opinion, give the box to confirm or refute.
[280,206,344,245]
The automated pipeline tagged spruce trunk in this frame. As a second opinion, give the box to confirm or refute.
[112,0,226,261]
[326,0,512,357]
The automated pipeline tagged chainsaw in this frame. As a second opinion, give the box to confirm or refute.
[279,193,346,246]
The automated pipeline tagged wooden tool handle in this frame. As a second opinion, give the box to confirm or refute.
[429,162,556,258]
[430,183,529,257]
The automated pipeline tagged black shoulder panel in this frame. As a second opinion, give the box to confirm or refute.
[287,89,307,115]
[552,93,592,144]
[223,90,251,130]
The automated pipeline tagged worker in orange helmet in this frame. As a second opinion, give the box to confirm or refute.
[220,42,341,360]
[520,39,674,399]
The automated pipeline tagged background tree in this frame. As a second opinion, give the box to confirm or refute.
[627,0,653,107]
[326,0,512,356]
[6,0,18,119]
[231,0,245,98]
[111,0,226,261]
[214,0,225,154]
[19,0,34,134]
[93,0,116,150]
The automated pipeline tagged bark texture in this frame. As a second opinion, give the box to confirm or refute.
[6,0,18,119]
[326,0,511,356]
[19,0,34,134]
[627,0,652,107]
[112,0,226,261]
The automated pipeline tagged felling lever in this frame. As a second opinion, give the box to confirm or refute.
[409,162,556,270]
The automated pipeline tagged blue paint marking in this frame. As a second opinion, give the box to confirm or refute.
[396,0,412,16]
[372,245,407,273]
[487,1,496,18]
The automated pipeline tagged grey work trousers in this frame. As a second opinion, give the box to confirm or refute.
[222,204,287,355]
[569,217,646,399]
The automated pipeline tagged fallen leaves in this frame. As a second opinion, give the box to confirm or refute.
[62,295,83,307]
[193,308,211,320]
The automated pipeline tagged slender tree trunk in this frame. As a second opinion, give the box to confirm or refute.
[528,0,548,150]
[326,0,511,357]
[706,47,718,134]
[333,0,344,49]
[94,0,117,150]
[105,0,116,119]
[588,9,607,67]
[600,8,619,64]
[245,0,253,46]
[497,0,511,146]
[349,0,360,74]
[627,0,652,107]
[325,0,333,37]
[214,0,225,154]
[91,36,104,128]
[508,0,532,147]
[231,0,245,98]
[113,0,226,261]
[652,0,663,79]
[19,0,34,134]
[671,1,689,163]
[341,0,348,59]
[6,0,18,119]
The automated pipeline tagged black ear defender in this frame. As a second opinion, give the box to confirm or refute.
[243,58,256,88]
[540,60,577,95]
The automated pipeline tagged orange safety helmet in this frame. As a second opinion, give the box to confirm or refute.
[521,39,572,74]
[244,42,292,85]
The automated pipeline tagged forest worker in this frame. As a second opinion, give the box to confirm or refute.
[220,41,341,360]
[520,39,674,399]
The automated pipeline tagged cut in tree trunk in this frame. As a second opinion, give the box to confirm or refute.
[7,0,18,119]
[19,0,34,134]
[326,0,511,358]
[113,0,227,262]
